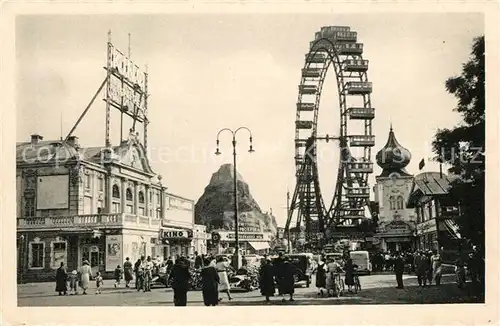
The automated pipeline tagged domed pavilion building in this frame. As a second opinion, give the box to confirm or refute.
[372,125,417,252]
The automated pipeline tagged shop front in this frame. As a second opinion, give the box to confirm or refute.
[374,220,416,253]
[215,230,273,255]
[416,218,439,251]
[160,227,193,258]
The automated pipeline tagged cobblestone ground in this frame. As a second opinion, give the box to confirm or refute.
[17,273,484,306]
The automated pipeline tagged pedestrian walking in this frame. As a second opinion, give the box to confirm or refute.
[79,260,92,295]
[194,251,203,269]
[169,256,191,306]
[55,262,68,296]
[315,256,327,296]
[344,258,356,292]
[431,250,442,286]
[95,271,103,294]
[277,257,295,302]
[68,270,79,295]
[123,257,133,288]
[200,259,220,306]
[259,257,275,302]
[393,252,405,289]
[134,258,142,290]
[215,256,232,301]
[426,251,433,285]
[114,265,123,288]
[166,256,174,273]
[274,252,285,296]
[415,251,428,287]
[143,256,154,292]
[326,257,342,297]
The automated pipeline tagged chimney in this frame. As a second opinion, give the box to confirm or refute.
[30,134,43,145]
[66,136,80,149]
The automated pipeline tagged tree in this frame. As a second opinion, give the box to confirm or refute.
[432,36,485,248]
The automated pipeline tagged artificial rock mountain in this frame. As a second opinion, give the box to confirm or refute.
[195,164,278,234]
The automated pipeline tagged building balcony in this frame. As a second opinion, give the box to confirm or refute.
[17,213,162,231]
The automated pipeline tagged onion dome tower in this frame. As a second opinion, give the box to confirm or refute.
[376,124,412,177]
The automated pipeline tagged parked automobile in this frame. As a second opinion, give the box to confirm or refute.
[324,252,344,266]
[286,253,314,287]
[229,266,259,291]
[349,250,372,275]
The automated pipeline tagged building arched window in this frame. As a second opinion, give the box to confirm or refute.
[112,184,120,199]
[389,196,396,210]
[126,188,133,201]
[138,191,145,204]
[396,196,404,210]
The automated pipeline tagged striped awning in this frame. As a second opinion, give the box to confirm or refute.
[443,219,461,239]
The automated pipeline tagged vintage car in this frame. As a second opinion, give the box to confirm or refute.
[286,253,314,287]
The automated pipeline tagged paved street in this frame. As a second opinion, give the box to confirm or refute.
[18,272,483,306]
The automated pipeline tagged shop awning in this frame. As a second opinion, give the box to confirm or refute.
[248,241,270,251]
[443,219,461,239]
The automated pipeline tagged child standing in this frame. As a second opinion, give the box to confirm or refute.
[68,270,79,295]
[95,272,103,294]
[114,265,123,288]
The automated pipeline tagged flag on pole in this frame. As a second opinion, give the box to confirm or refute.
[418,158,425,170]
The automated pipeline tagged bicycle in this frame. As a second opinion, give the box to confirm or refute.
[353,272,361,294]
[332,273,345,298]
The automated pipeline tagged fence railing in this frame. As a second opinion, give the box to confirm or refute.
[17,213,162,229]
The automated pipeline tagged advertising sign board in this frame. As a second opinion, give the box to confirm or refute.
[416,219,437,235]
[106,235,123,272]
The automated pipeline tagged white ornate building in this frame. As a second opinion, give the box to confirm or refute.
[372,126,417,252]
[16,133,205,282]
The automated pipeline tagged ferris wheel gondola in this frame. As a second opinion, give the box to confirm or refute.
[286,26,376,244]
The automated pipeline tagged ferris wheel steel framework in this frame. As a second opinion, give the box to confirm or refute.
[285,26,376,247]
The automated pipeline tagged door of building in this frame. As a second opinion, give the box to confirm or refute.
[387,242,397,253]
[81,245,101,275]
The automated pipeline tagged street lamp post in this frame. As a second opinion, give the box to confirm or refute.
[215,127,254,270]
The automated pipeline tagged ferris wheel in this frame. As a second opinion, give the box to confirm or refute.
[285,26,375,243]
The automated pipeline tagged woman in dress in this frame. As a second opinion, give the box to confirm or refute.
[431,250,442,286]
[344,258,355,292]
[200,259,220,306]
[123,257,133,288]
[169,257,191,306]
[278,258,295,302]
[79,260,92,295]
[315,255,327,296]
[259,257,275,302]
[215,256,232,301]
[55,262,68,296]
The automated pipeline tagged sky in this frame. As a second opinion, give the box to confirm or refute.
[16,14,484,227]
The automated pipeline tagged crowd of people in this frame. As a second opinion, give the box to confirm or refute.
[166,253,234,306]
[53,246,484,303]
[258,252,296,302]
[312,255,359,297]
[371,246,484,289]
[54,260,104,296]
